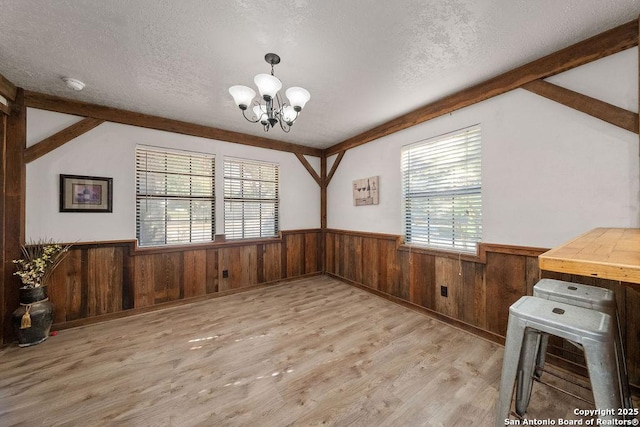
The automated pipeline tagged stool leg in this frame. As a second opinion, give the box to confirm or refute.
[495,316,527,427]
[515,329,540,416]
[534,333,549,380]
[614,311,633,410]
[582,338,622,423]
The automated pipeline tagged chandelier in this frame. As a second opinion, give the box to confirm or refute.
[229,53,310,133]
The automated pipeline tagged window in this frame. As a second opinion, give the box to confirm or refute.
[224,157,279,239]
[401,125,482,253]
[136,146,215,246]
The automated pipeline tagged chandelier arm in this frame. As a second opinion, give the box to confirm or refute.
[241,108,261,123]
[279,119,291,133]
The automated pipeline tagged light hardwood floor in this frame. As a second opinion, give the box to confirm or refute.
[0,275,621,426]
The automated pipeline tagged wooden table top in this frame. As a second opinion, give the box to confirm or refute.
[539,228,640,284]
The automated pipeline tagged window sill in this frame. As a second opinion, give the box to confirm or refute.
[398,244,481,263]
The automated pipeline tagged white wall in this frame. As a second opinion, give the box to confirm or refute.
[26,110,321,242]
[25,48,640,248]
[327,48,640,249]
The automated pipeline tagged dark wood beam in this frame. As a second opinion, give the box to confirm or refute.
[320,155,327,272]
[523,80,638,134]
[0,102,9,116]
[294,153,321,186]
[326,19,639,156]
[0,114,5,345]
[0,73,17,102]
[25,91,323,157]
[325,151,345,186]
[2,89,26,343]
[320,158,327,227]
[23,117,105,163]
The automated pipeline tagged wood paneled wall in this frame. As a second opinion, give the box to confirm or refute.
[46,230,321,329]
[325,229,640,388]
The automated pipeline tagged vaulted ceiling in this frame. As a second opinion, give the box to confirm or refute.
[1,0,639,149]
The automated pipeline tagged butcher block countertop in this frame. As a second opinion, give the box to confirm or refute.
[539,228,640,285]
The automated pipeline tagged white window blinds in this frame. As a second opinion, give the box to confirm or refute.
[401,125,482,253]
[224,157,279,240]
[136,146,215,247]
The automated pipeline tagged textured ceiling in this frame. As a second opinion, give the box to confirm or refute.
[1,0,639,149]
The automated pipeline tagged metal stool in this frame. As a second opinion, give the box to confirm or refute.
[495,296,621,426]
[515,279,632,416]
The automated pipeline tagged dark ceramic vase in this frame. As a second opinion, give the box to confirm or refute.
[11,286,54,347]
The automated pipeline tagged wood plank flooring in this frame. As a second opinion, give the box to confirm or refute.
[0,275,624,426]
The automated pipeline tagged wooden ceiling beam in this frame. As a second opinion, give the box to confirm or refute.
[325,19,639,156]
[0,72,17,102]
[0,100,9,116]
[24,91,323,157]
[23,117,105,163]
[522,80,638,134]
[325,151,345,186]
[294,153,321,186]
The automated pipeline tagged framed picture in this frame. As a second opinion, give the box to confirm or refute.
[60,174,113,212]
[353,175,379,206]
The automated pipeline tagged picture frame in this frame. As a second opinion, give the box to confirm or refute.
[353,175,379,206]
[60,174,113,212]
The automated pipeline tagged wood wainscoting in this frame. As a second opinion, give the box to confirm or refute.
[324,229,640,389]
[45,229,322,331]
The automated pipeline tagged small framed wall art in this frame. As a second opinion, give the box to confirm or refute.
[60,174,113,212]
[353,175,379,206]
